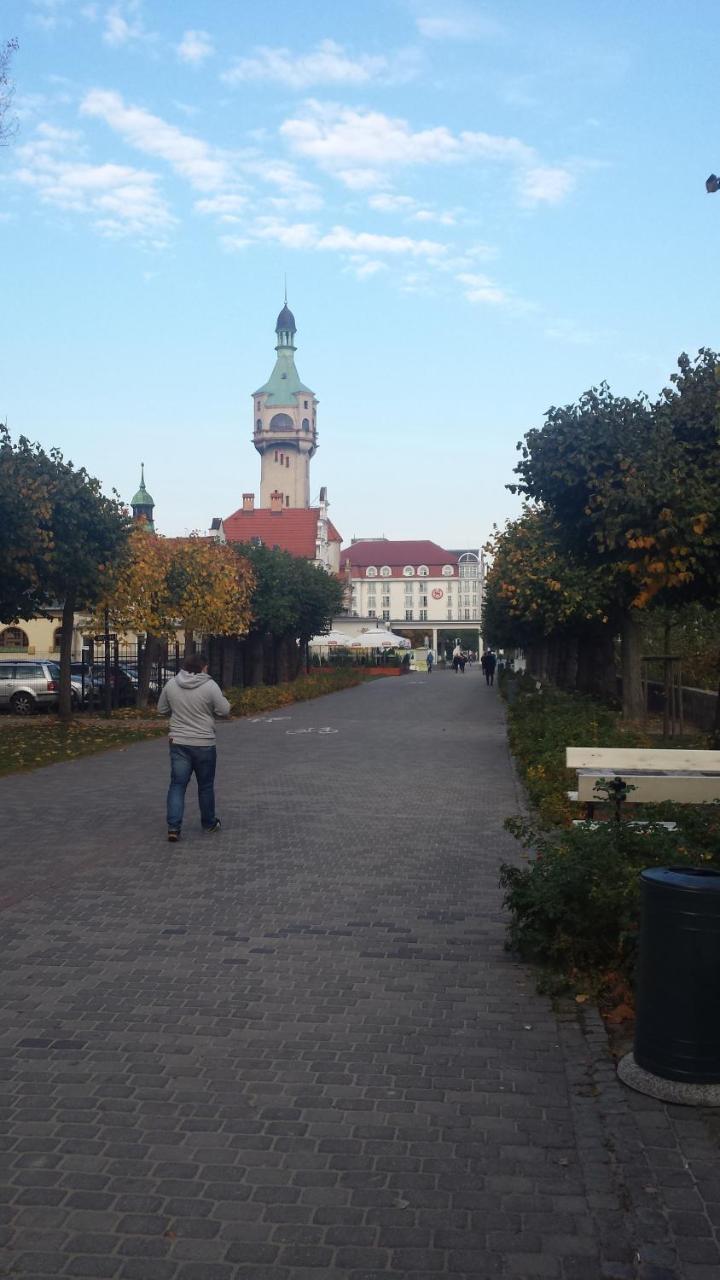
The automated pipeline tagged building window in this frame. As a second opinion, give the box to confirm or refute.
[380,565,391,577]
[459,553,480,579]
[464,609,470,619]
[417,565,429,577]
[52,627,63,651]
[419,609,427,621]
[366,566,378,577]
[368,609,376,618]
[274,450,279,461]
[286,496,290,507]
[302,418,310,430]
[382,596,390,607]
[0,627,28,649]
[256,419,262,431]
[420,595,428,607]
[442,564,454,576]
[304,400,308,409]
[382,609,390,621]
[403,565,414,577]
[286,456,290,467]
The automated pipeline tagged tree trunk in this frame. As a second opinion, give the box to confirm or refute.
[576,627,617,703]
[557,635,579,691]
[183,624,195,659]
[221,638,236,691]
[58,589,76,721]
[263,633,277,685]
[276,633,295,684]
[621,609,645,721]
[245,632,264,686]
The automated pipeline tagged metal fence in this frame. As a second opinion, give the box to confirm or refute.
[0,639,182,716]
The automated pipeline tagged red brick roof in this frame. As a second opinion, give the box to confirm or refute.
[223,506,342,559]
[341,539,458,572]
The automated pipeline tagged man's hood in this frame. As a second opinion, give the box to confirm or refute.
[176,670,211,690]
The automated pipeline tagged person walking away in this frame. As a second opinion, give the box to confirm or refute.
[452,643,462,672]
[158,653,230,841]
[458,650,467,673]
[426,648,434,675]
[481,650,490,681]
[485,650,497,686]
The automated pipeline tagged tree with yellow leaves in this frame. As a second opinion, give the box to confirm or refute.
[94,526,255,704]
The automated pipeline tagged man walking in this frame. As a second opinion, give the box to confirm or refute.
[426,648,434,675]
[484,649,497,686]
[158,654,230,842]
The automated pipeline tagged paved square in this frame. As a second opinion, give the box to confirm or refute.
[1,671,718,1278]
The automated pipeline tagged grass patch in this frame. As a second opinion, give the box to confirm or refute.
[0,716,166,777]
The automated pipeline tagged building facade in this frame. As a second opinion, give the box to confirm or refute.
[340,539,484,655]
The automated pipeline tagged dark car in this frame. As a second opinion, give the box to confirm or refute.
[70,661,136,706]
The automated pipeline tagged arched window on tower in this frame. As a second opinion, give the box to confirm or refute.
[256,419,262,431]
[285,495,290,507]
[270,413,294,432]
[302,418,310,431]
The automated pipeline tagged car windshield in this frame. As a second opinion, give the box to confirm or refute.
[46,662,61,676]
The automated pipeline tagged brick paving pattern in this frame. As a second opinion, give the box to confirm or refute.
[0,669,719,1279]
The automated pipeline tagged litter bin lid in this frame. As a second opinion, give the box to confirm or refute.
[641,867,720,891]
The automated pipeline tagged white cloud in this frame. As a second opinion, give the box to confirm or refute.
[222,39,417,89]
[368,192,456,225]
[282,102,576,205]
[81,89,232,191]
[103,1,150,47]
[351,258,387,279]
[194,194,247,222]
[251,218,320,250]
[417,11,503,40]
[177,29,214,65]
[456,271,510,306]
[14,121,173,242]
[318,225,447,258]
[520,165,576,205]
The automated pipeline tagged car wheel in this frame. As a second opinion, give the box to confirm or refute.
[10,691,35,716]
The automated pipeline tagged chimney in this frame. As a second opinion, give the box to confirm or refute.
[242,493,255,511]
[270,490,284,512]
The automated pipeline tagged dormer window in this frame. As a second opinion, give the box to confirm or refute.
[403,565,414,577]
[380,566,391,577]
[442,564,454,576]
[366,566,378,577]
[417,565,429,577]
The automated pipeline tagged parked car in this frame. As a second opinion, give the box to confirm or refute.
[69,661,136,706]
[0,658,82,714]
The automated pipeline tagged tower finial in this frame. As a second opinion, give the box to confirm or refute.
[140,461,145,485]
[284,273,287,306]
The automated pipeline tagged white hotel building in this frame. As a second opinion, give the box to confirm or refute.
[340,539,484,656]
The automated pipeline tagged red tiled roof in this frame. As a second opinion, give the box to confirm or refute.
[223,506,342,559]
[340,539,458,570]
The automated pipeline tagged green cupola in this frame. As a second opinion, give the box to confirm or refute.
[131,463,155,532]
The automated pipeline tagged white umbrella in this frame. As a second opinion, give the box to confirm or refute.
[308,629,356,648]
[355,628,411,649]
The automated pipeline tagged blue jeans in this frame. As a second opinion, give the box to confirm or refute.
[167,744,217,832]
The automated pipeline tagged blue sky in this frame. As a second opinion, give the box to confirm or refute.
[2,0,719,548]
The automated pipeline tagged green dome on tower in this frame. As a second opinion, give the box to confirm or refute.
[131,463,155,531]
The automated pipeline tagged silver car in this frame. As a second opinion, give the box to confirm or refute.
[0,659,83,714]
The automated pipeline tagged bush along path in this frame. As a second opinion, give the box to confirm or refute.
[0,668,384,777]
[498,673,720,1009]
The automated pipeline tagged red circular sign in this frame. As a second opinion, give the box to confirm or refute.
[431,588,444,600]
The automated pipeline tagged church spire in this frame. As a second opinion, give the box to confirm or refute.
[131,463,155,532]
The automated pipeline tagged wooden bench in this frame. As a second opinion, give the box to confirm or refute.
[566,747,720,818]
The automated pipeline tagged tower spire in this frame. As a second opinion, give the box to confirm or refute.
[131,463,155,532]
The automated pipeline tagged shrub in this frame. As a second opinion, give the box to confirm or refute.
[500,811,720,987]
[225,668,373,717]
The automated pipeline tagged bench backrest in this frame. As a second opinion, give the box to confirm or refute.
[566,747,720,773]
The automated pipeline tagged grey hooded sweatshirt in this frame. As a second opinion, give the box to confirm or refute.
[157,671,231,746]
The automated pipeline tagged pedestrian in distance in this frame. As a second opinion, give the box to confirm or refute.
[452,643,463,673]
[484,649,497,686]
[157,653,230,842]
[426,648,434,674]
[458,650,467,673]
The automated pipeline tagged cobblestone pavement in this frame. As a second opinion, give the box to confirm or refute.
[1,670,719,1279]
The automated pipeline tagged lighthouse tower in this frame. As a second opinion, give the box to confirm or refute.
[252,302,318,509]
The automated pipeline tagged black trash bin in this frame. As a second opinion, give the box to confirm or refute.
[634,867,720,1083]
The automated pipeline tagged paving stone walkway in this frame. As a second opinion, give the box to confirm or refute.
[1,670,719,1280]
